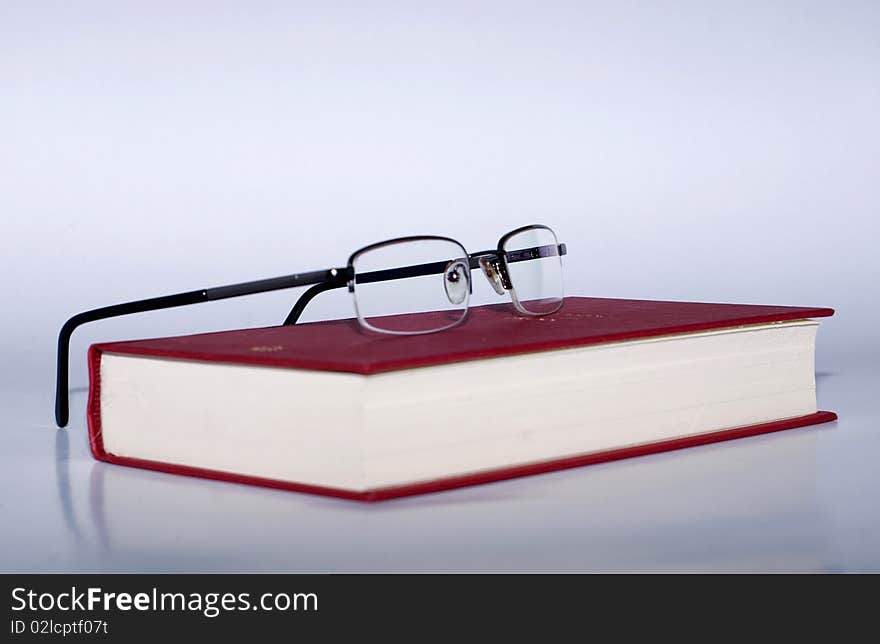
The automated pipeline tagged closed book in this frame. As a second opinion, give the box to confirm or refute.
[86,297,836,501]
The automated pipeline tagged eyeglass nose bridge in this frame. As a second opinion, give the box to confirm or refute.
[478,256,510,295]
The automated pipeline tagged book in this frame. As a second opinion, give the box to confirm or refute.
[86,297,836,501]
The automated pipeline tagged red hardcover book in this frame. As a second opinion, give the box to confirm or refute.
[87,297,836,501]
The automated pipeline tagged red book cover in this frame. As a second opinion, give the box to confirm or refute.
[87,297,836,501]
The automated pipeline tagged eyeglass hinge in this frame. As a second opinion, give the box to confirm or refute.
[328,266,354,291]
[329,267,353,283]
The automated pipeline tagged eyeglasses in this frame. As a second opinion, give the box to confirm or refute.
[55,224,566,427]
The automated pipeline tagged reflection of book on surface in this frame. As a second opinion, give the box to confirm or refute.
[82,428,826,572]
[86,297,836,501]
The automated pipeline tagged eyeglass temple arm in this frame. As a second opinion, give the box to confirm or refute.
[55,268,344,428]
[281,243,566,326]
[282,281,347,325]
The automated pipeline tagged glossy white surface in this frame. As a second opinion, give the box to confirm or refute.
[2,359,877,572]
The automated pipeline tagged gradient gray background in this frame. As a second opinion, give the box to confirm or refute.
[2,1,878,571]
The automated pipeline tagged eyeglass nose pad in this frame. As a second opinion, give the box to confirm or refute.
[443,260,469,305]
[479,257,507,295]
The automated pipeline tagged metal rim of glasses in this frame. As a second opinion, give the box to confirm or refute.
[346,226,565,332]
[348,235,473,336]
[497,224,565,317]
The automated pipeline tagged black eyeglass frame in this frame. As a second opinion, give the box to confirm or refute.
[54,224,566,427]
